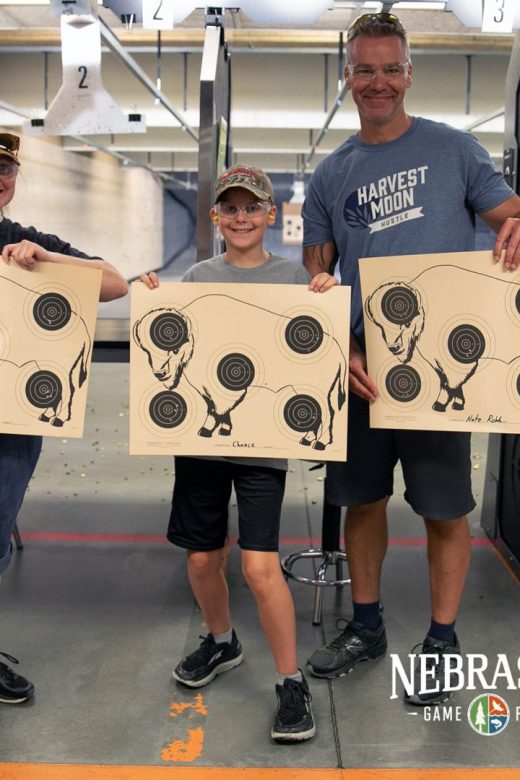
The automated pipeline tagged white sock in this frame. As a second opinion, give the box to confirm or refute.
[277,669,303,686]
[213,629,233,644]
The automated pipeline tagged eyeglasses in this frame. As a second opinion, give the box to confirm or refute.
[347,12,403,41]
[346,62,410,83]
[216,201,272,218]
[0,159,18,178]
[0,132,20,156]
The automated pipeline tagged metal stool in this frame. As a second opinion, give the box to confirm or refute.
[282,481,349,625]
[12,523,23,550]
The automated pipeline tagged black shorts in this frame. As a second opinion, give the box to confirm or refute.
[326,394,476,521]
[168,457,287,552]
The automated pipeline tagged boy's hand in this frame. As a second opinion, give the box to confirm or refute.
[139,271,160,289]
[308,272,339,292]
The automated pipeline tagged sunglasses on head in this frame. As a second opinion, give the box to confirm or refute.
[0,133,20,157]
[347,12,402,40]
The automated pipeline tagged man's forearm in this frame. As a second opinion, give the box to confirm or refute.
[303,242,338,277]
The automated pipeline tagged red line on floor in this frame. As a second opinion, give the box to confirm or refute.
[18,531,492,547]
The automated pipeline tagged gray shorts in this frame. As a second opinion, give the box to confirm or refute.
[326,394,476,520]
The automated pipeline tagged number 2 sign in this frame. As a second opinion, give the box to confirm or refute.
[142,0,175,30]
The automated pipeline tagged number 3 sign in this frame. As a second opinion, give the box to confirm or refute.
[482,0,514,33]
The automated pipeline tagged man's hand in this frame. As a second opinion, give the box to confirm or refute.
[493,216,520,271]
[349,338,378,402]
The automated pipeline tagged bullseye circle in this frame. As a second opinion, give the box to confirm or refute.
[447,324,485,364]
[516,289,520,316]
[148,391,187,429]
[284,316,324,354]
[517,373,520,397]
[217,353,255,391]
[283,394,321,432]
[25,370,62,408]
[385,365,421,403]
[33,293,71,331]
[150,313,188,351]
[381,286,419,324]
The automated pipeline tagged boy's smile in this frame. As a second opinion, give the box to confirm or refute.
[211,186,277,266]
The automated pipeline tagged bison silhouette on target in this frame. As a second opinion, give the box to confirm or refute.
[0,276,91,427]
[133,294,347,451]
[365,274,520,413]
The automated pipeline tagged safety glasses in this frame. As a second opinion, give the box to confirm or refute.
[347,12,404,41]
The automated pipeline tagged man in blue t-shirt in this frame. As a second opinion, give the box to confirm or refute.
[302,12,520,705]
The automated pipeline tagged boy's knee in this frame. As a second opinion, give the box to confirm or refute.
[241,555,280,592]
[187,549,222,573]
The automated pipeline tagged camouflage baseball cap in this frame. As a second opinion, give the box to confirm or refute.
[215,164,274,203]
[0,132,20,165]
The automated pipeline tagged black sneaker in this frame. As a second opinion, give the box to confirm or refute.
[172,630,243,688]
[0,653,35,704]
[307,619,387,678]
[404,633,461,706]
[271,673,315,742]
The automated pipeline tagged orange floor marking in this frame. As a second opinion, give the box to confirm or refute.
[2,766,520,780]
[161,726,205,762]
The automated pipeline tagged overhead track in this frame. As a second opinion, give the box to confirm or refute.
[0,98,191,186]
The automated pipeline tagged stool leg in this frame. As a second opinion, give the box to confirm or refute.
[13,523,24,550]
[313,584,324,625]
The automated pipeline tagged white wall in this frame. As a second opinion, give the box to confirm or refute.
[3,132,163,280]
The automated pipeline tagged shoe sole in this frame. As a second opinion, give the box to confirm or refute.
[0,694,33,704]
[271,724,316,742]
[172,653,243,688]
[307,645,387,679]
[405,690,453,706]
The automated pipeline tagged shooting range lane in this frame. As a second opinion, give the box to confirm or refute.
[0,363,519,774]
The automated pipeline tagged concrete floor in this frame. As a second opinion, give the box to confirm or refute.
[1,361,519,775]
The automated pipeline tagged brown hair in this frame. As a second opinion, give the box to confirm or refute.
[346,13,410,63]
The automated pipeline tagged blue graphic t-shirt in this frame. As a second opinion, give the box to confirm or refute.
[302,116,513,345]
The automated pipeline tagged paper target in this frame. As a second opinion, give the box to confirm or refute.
[283,394,322,431]
[274,305,336,365]
[148,391,188,428]
[150,312,189,352]
[32,293,72,331]
[446,324,486,364]
[216,353,256,391]
[385,365,422,403]
[130,282,351,459]
[0,262,102,437]
[284,316,324,354]
[25,369,63,408]
[361,251,520,433]
[381,286,419,324]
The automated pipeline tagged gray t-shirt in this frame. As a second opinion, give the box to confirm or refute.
[302,116,513,347]
[182,252,311,285]
[181,253,311,470]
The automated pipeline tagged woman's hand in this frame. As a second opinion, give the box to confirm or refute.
[2,240,51,270]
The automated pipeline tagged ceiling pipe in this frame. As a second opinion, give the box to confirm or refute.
[98,17,199,143]
[303,80,349,172]
[463,106,505,132]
